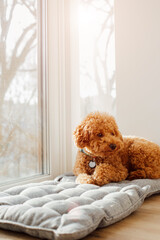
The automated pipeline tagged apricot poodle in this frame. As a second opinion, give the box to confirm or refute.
[73,112,160,186]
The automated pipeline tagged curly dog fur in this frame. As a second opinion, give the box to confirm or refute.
[73,112,160,186]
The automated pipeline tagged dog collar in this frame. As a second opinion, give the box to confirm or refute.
[80,148,96,158]
[80,148,92,156]
[80,149,96,169]
[80,148,90,156]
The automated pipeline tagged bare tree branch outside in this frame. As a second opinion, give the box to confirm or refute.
[79,0,116,118]
[0,0,42,182]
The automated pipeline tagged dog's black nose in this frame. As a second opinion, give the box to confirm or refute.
[109,144,116,150]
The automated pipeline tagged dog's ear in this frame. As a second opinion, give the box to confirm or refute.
[73,124,89,148]
[115,128,123,141]
[110,115,123,141]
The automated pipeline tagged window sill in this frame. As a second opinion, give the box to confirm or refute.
[0,173,55,191]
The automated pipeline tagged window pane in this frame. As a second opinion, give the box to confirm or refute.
[79,0,116,118]
[0,0,43,183]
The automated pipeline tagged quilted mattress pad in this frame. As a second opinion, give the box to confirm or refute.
[0,173,160,240]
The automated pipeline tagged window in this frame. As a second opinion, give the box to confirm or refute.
[0,0,49,187]
[79,0,116,118]
[0,0,116,189]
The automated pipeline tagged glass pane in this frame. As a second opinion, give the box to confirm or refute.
[79,0,116,118]
[0,0,42,183]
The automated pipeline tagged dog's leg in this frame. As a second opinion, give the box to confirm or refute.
[128,139,160,179]
[128,167,160,180]
[127,169,146,180]
[92,163,128,186]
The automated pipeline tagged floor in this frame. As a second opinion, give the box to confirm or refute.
[0,194,160,240]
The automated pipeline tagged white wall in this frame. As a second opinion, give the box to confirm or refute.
[115,0,160,144]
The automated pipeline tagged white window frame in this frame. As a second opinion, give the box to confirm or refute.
[0,0,79,191]
[47,0,80,176]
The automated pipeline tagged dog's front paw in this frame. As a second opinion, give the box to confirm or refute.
[76,173,95,184]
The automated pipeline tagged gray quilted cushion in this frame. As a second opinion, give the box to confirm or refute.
[0,173,160,240]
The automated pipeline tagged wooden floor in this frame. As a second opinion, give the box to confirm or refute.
[0,194,160,240]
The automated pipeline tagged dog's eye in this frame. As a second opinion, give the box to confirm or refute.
[97,133,103,137]
[111,132,114,136]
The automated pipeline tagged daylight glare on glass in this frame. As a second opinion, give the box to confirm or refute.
[0,0,42,182]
